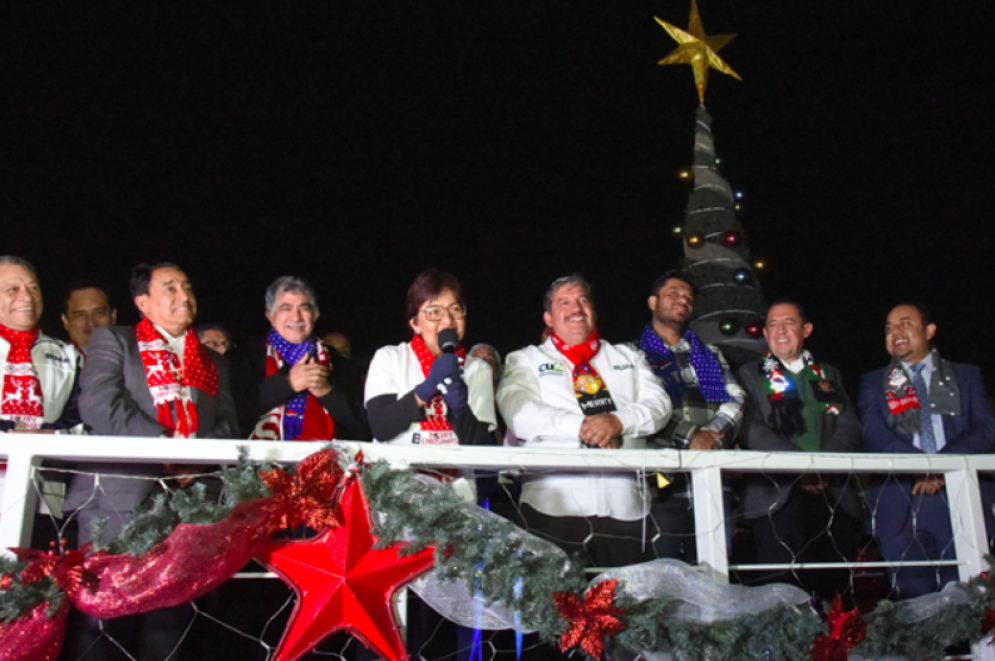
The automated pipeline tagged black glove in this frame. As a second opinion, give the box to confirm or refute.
[414,353,461,403]
[442,376,469,418]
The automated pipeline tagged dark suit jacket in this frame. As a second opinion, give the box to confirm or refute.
[738,360,864,519]
[231,337,369,441]
[858,361,995,537]
[65,325,238,516]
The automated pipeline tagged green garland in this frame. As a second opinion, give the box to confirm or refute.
[5,449,995,661]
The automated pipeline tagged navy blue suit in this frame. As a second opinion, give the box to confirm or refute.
[858,361,995,598]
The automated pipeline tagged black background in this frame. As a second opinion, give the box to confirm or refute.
[4,0,994,388]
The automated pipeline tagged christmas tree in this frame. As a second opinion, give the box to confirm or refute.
[655,1,766,365]
[681,106,766,366]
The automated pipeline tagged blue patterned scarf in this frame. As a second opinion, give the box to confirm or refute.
[639,325,731,404]
[267,328,315,441]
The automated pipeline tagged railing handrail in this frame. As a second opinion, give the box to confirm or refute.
[3,434,993,660]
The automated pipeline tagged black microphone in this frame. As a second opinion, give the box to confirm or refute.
[438,328,459,354]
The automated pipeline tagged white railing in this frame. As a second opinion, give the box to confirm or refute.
[2,436,994,660]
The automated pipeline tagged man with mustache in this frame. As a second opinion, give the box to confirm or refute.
[497,273,670,567]
[859,303,995,598]
[239,275,367,441]
[638,270,744,561]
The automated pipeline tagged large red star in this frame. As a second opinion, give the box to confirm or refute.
[255,478,437,661]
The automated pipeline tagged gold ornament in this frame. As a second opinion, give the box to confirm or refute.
[655,1,741,104]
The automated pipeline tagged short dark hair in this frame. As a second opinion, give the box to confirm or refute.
[543,274,592,313]
[405,269,465,323]
[62,281,114,315]
[891,302,932,327]
[649,269,697,298]
[766,298,808,323]
[195,323,233,343]
[0,255,38,279]
[130,262,182,299]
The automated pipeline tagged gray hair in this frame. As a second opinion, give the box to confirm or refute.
[468,343,502,366]
[0,256,38,279]
[265,276,319,315]
[543,273,593,313]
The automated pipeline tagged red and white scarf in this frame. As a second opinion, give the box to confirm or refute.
[410,333,466,445]
[250,339,336,441]
[136,317,218,438]
[0,323,44,430]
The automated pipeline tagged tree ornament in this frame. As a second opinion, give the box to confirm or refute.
[555,579,625,661]
[686,231,705,249]
[745,321,764,339]
[722,229,743,248]
[732,268,751,285]
[654,0,741,104]
[255,477,436,661]
[719,320,738,336]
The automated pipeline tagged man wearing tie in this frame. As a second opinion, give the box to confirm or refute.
[858,303,995,598]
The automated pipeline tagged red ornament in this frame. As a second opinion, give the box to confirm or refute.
[1,573,12,590]
[745,321,764,339]
[255,477,437,661]
[554,579,626,661]
[722,229,743,248]
[261,448,345,533]
[810,595,866,661]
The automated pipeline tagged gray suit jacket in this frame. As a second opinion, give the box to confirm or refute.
[737,359,864,520]
[65,325,237,532]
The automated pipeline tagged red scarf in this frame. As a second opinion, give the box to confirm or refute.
[410,333,466,444]
[550,329,617,416]
[250,339,336,441]
[0,323,44,430]
[135,318,218,438]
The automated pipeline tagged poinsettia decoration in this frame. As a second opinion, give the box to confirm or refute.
[554,578,625,660]
[811,595,866,661]
[261,447,344,532]
[10,542,93,596]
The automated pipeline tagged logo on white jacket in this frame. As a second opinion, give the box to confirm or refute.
[613,363,634,371]
[538,363,564,376]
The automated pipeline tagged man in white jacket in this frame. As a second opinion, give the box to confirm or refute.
[497,274,670,566]
[0,256,82,435]
[0,256,82,524]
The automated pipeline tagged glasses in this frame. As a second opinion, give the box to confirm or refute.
[421,304,466,322]
[202,340,234,351]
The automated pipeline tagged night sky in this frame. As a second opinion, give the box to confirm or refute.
[5,0,994,389]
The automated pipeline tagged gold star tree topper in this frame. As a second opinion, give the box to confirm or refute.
[655,0,740,104]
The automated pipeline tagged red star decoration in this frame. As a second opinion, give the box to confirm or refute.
[554,578,625,661]
[255,477,436,661]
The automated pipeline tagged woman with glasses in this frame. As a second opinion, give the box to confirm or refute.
[364,268,497,447]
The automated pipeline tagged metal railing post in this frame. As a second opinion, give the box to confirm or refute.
[0,449,40,551]
[692,465,728,583]
[945,461,995,661]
